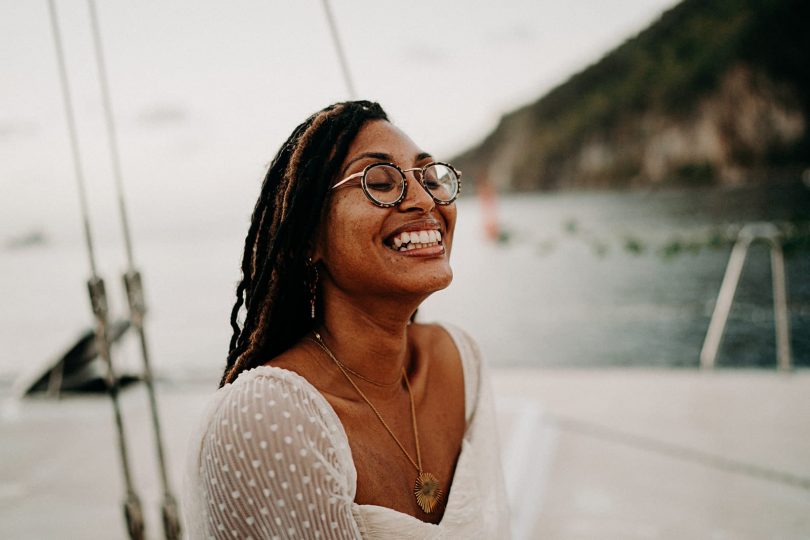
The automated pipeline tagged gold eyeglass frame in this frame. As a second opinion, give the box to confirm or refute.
[331,161,462,208]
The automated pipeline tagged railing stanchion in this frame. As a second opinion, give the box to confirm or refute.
[700,223,793,371]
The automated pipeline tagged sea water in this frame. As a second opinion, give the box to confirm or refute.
[1,180,808,385]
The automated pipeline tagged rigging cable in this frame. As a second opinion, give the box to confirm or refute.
[45,1,145,538]
[87,1,182,538]
[320,0,357,98]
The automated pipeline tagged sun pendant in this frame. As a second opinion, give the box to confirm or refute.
[414,472,443,513]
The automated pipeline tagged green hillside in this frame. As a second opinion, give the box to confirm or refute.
[455,0,810,191]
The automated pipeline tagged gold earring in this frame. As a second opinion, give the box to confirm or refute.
[307,257,318,320]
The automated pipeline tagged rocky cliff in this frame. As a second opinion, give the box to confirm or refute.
[454,0,810,191]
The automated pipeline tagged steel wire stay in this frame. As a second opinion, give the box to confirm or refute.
[86,0,182,537]
[321,0,358,99]
[45,0,145,538]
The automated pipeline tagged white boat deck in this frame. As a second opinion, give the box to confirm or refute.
[2,367,809,539]
[493,368,810,539]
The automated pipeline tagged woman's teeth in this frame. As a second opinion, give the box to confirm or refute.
[391,229,442,251]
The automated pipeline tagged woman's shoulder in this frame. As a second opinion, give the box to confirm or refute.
[186,364,360,539]
[218,359,338,414]
[411,321,484,423]
[222,361,315,394]
[192,362,344,457]
[197,362,355,476]
[412,321,483,373]
[411,320,481,355]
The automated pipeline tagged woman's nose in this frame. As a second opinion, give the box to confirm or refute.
[399,171,435,212]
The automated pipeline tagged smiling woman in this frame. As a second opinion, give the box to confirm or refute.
[182,101,511,539]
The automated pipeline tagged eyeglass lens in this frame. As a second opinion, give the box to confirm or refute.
[363,164,458,205]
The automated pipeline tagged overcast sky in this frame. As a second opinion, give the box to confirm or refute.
[1,0,678,244]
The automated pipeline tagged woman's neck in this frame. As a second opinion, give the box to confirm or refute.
[314,288,423,398]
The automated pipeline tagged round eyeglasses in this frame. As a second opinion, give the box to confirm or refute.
[331,162,462,207]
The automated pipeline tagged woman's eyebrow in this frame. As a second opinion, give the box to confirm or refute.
[341,152,392,176]
[341,151,435,176]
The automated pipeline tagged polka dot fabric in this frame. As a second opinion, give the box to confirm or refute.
[196,369,359,539]
[183,323,511,539]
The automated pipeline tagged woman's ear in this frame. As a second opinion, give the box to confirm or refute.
[308,236,324,265]
[309,212,330,264]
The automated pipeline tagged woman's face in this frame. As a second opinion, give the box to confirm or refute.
[315,120,457,302]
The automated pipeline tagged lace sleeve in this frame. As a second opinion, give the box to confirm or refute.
[196,369,362,539]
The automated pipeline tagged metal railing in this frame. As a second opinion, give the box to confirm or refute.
[700,222,792,371]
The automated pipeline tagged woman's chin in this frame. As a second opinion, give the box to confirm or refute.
[399,269,453,298]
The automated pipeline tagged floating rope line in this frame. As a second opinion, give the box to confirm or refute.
[87,1,182,537]
[320,0,357,98]
[549,413,810,492]
[45,1,145,538]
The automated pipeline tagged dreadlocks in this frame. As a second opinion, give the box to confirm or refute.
[219,100,389,387]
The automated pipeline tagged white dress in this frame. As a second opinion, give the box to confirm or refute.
[182,323,511,539]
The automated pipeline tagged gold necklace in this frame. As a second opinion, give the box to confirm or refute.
[326,349,403,387]
[308,331,443,514]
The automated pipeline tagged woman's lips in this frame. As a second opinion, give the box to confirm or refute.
[394,243,445,256]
